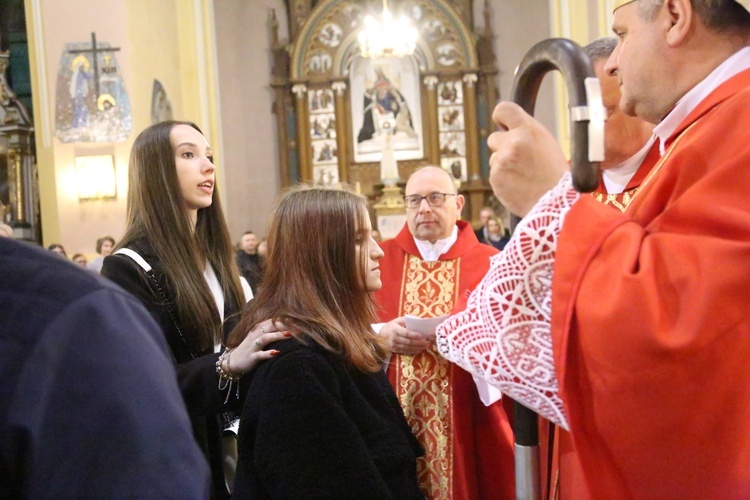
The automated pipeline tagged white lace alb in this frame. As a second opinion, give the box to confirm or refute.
[436,173,579,429]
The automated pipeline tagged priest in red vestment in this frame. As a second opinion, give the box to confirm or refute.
[585,36,656,212]
[373,166,515,499]
[550,35,657,499]
[438,1,750,497]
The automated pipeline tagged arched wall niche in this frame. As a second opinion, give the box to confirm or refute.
[271,0,502,225]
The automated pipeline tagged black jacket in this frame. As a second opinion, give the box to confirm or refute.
[102,238,243,499]
[233,337,424,499]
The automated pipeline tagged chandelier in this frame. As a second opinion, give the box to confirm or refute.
[358,0,418,59]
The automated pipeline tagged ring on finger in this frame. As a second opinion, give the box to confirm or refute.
[255,339,262,349]
[261,326,266,333]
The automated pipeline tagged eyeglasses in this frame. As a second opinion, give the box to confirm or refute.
[403,192,457,209]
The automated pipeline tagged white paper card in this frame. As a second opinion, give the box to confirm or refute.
[472,375,503,406]
[405,314,449,338]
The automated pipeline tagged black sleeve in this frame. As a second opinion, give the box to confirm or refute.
[249,351,393,499]
[101,253,169,330]
[102,253,242,416]
[5,288,210,498]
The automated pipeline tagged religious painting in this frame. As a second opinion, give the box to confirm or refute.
[318,23,343,47]
[421,19,446,42]
[313,164,339,187]
[436,43,460,66]
[312,139,338,165]
[308,50,332,73]
[439,105,464,131]
[438,80,463,106]
[310,113,336,140]
[151,79,173,124]
[439,131,465,157]
[54,34,132,143]
[308,89,334,113]
[350,55,423,163]
[441,156,467,182]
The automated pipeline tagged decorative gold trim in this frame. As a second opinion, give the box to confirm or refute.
[395,255,461,498]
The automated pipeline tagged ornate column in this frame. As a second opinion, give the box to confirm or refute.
[423,75,439,164]
[292,83,311,182]
[332,81,349,182]
[462,73,481,182]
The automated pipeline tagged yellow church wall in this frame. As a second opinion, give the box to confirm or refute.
[548,0,614,156]
[213,0,288,243]
[24,0,221,255]
[22,0,616,252]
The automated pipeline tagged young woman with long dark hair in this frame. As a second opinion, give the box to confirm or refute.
[228,186,424,498]
[102,121,284,498]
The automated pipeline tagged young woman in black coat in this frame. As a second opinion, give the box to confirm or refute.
[227,187,424,499]
[102,121,286,498]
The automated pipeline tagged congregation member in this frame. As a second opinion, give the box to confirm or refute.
[71,252,88,267]
[235,230,264,295]
[1,237,210,498]
[257,238,268,258]
[47,243,67,257]
[228,186,423,498]
[585,36,656,211]
[373,166,515,499]
[438,0,750,497]
[87,235,115,273]
[481,214,510,250]
[473,206,494,243]
[101,120,285,498]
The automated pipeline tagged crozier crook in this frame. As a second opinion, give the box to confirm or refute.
[507,37,604,500]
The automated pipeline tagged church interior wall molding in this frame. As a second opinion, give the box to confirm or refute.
[269,0,505,228]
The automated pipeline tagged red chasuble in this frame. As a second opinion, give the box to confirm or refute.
[552,137,662,498]
[373,220,515,499]
[551,69,750,497]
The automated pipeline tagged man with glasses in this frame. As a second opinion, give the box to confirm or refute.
[371,166,515,499]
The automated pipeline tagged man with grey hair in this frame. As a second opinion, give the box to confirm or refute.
[585,37,656,211]
[439,0,750,496]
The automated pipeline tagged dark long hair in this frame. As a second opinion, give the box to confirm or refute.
[228,186,387,372]
[118,120,244,352]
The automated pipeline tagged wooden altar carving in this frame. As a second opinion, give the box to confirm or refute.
[270,0,504,225]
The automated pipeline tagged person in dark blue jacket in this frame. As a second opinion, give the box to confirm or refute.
[0,237,209,498]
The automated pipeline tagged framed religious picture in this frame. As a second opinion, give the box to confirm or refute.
[350,55,424,163]
[308,89,334,113]
[376,213,408,240]
[312,139,338,165]
[439,131,466,157]
[437,80,463,106]
[313,164,339,187]
[439,105,464,131]
[310,113,336,140]
[441,156,467,182]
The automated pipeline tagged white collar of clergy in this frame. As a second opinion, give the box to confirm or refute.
[413,225,459,262]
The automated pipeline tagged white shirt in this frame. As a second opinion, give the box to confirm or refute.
[653,46,750,155]
[204,261,253,352]
[602,134,657,194]
[413,225,459,262]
